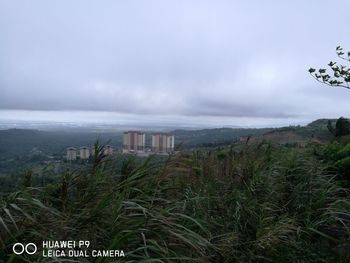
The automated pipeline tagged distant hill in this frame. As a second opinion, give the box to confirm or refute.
[254,119,335,145]
[307,118,337,128]
[173,127,272,148]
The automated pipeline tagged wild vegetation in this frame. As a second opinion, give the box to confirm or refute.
[0,129,350,262]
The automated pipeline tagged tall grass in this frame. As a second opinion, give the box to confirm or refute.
[0,142,349,262]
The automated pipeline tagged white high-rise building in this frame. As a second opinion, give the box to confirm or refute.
[123,131,146,153]
[151,133,174,153]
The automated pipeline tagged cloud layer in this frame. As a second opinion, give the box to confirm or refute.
[0,0,350,126]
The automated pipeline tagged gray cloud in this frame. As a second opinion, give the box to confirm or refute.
[0,0,350,125]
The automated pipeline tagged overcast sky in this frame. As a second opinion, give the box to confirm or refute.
[0,0,349,127]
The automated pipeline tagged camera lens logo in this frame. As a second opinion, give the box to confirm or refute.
[12,243,37,255]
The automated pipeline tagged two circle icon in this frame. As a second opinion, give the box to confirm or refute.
[12,243,37,255]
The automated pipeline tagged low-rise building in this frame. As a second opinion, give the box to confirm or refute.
[104,145,114,155]
[79,146,90,159]
[66,147,77,161]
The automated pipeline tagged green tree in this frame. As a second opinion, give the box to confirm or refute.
[328,117,350,137]
[309,46,350,90]
[335,117,350,137]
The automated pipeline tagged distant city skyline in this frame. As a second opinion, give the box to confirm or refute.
[1,0,349,127]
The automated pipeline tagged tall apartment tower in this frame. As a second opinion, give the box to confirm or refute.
[151,133,175,153]
[66,147,77,161]
[123,131,146,153]
[79,146,90,159]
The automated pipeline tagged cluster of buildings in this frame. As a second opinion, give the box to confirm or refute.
[66,145,114,161]
[66,131,175,161]
[123,131,174,154]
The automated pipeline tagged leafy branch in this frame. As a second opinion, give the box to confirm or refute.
[309,46,350,90]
